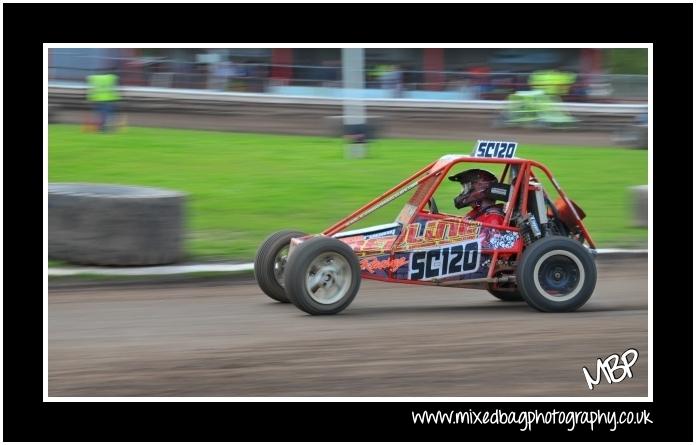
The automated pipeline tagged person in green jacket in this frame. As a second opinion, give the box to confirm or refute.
[87,72,120,132]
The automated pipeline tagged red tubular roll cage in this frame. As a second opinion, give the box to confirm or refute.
[322,155,595,281]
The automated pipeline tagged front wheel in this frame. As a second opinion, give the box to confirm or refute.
[517,236,597,312]
[254,230,306,303]
[284,237,361,315]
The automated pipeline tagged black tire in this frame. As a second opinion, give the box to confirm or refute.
[487,286,524,302]
[254,230,306,303]
[517,236,596,312]
[284,236,361,315]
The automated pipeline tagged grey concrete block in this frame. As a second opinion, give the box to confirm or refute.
[630,185,648,227]
[633,125,648,149]
[49,183,187,266]
[48,105,59,123]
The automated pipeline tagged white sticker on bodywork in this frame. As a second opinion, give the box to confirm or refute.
[472,140,518,159]
[408,239,481,280]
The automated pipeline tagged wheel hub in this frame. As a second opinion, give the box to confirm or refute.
[273,246,289,286]
[534,252,583,301]
[305,253,351,305]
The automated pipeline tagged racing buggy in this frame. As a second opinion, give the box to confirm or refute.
[493,90,578,130]
[254,140,597,315]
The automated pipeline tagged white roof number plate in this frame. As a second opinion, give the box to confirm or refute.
[473,140,518,159]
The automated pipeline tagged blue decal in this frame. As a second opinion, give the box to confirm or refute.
[364,228,397,240]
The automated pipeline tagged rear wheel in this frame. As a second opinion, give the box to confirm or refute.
[517,236,596,312]
[284,237,361,315]
[254,230,306,303]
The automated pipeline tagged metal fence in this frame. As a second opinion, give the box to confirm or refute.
[48,55,648,103]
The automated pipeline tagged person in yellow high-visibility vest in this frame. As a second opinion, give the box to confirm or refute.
[87,72,120,132]
[556,70,577,96]
[529,68,576,99]
[528,69,551,95]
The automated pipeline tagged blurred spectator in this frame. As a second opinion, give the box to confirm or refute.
[467,64,491,99]
[210,58,230,90]
[387,65,403,97]
[369,64,390,89]
[210,57,244,91]
[254,62,270,92]
[245,61,264,92]
[86,70,120,132]
[367,64,379,87]
[528,69,549,93]
[238,60,252,87]
[529,67,576,98]
[556,66,577,96]
[455,76,476,100]
[379,65,391,89]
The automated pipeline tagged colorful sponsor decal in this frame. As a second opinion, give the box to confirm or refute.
[397,219,480,249]
[408,239,481,281]
[342,235,398,256]
[473,140,518,159]
[360,256,409,274]
[483,230,520,249]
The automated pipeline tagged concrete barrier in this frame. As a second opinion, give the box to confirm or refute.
[630,185,648,227]
[632,125,648,149]
[48,105,61,123]
[49,183,186,265]
[48,83,648,113]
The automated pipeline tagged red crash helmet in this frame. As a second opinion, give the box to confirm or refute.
[448,168,498,209]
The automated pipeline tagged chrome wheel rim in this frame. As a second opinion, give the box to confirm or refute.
[305,252,351,305]
[273,245,290,286]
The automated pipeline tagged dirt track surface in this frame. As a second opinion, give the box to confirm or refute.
[48,258,648,397]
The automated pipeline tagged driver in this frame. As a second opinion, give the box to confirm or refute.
[448,169,505,226]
